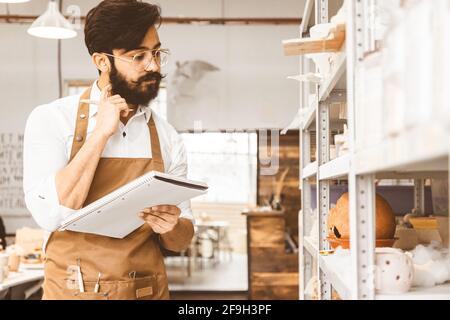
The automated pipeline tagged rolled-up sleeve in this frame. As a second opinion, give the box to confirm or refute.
[23,105,75,232]
[166,131,194,222]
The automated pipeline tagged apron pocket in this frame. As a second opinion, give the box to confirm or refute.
[74,292,109,300]
[111,275,158,300]
[60,275,159,300]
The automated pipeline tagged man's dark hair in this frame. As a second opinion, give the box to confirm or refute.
[84,0,161,57]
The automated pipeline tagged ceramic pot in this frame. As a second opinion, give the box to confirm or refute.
[0,253,9,267]
[327,193,396,240]
[310,23,336,39]
[375,248,414,294]
[0,253,10,283]
[8,252,21,272]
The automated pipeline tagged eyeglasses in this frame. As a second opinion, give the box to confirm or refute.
[102,48,170,71]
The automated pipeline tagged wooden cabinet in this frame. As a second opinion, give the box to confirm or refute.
[243,210,299,300]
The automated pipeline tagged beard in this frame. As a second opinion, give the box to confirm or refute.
[109,63,163,106]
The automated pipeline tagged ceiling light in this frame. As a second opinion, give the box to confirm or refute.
[27,0,77,40]
[0,0,31,3]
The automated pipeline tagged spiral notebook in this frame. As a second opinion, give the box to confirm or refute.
[58,171,208,238]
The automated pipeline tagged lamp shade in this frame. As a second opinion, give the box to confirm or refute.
[27,1,77,39]
[0,1,31,3]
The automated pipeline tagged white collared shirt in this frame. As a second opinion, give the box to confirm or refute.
[23,80,193,244]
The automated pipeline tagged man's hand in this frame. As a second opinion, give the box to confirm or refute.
[138,205,181,234]
[94,84,130,138]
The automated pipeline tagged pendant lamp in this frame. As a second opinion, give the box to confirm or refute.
[0,1,31,3]
[27,0,77,39]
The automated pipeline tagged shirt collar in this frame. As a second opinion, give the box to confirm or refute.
[86,80,153,123]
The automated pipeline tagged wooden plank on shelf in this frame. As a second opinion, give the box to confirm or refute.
[283,24,346,56]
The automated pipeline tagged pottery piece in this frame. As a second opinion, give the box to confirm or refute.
[8,252,21,272]
[310,23,336,40]
[375,248,414,294]
[327,192,396,240]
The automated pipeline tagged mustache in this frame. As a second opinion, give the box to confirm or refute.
[134,72,166,84]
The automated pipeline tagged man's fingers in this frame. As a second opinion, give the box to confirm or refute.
[109,97,126,104]
[139,210,178,224]
[149,205,180,215]
[108,95,123,101]
[145,212,178,224]
[115,102,128,110]
[140,213,172,229]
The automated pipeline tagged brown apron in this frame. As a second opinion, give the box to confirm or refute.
[42,87,170,300]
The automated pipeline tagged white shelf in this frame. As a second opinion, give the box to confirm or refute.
[320,251,450,300]
[302,161,318,179]
[299,0,314,35]
[301,102,317,130]
[303,236,318,256]
[319,52,347,102]
[319,253,352,300]
[297,0,450,301]
[376,283,450,300]
[319,154,350,180]
[354,124,449,175]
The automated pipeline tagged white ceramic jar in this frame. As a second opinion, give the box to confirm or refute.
[0,253,10,283]
[375,248,414,295]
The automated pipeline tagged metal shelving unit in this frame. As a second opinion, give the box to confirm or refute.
[286,0,450,300]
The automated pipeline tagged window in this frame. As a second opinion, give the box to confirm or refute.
[181,132,258,205]
[65,79,92,96]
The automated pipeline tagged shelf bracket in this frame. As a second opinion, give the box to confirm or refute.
[414,179,426,216]
[316,0,329,24]
[317,100,332,300]
[300,129,314,299]
[349,174,376,300]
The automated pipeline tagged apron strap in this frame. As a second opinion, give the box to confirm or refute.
[69,87,92,162]
[147,111,165,172]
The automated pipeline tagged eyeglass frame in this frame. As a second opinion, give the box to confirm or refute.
[101,48,171,71]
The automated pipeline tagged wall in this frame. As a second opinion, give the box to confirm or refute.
[0,0,301,232]
[257,130,300,242]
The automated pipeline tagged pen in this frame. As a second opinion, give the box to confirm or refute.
[80,99,135,112]
[76,259,85,293]
[80,99,99,105]
[94,272,102,293]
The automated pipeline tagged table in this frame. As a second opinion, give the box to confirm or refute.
[194,220,231,266]
[0,264,44,299]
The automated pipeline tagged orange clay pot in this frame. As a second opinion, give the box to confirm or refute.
[327,193,396,241]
